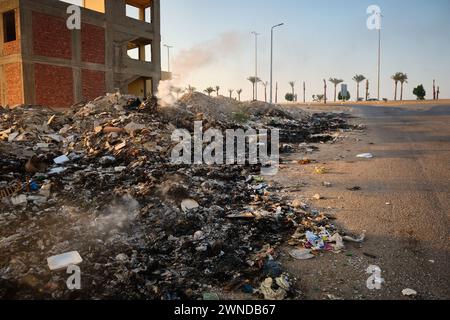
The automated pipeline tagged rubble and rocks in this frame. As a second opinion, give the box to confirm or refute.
[0,92,358,300]
[258,276,291,300]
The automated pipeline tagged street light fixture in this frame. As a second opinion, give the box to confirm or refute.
[270,23,284,104]
[163,44,173,73]
[251,31,260,101]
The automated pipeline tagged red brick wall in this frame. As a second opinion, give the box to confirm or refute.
[4,63,23,105]
[32,11,71,60]
[2,9,21,56]
[81,23,105,64]
[35,64,73,108]
[82,69,105,101]
[2,41,21,56]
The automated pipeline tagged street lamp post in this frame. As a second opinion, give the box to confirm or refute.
[377,24,381,100]
[251,31,260,101]
[270,23,284,104]
[377,13,382,100]
[163,44,173,73]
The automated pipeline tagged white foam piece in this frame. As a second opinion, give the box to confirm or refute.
[47,251,83,271]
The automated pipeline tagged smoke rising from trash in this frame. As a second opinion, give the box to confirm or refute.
[92,195,140,233]
[173,31,244,78]
[157,31,245,106]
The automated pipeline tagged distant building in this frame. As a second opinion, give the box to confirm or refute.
[0,0,161,108]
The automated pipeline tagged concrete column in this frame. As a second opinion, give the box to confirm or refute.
[19,5,35,105]
[139,44,145,61]
[139,7,145,21]
[104,0,125,92]
[151,0,161,95]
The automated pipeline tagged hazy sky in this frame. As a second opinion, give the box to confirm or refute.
[161,0,450,101]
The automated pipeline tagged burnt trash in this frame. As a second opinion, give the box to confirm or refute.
[0,91,359,300]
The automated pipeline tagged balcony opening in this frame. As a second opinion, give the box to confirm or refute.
[60,0,105,13]
[128,77,153,99]
[127,39,152,62]
[3,10,17,43]
[145,7,151,23]
[126,0,151,23]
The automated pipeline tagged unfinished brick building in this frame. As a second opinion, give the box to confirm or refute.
[0,0,161,108]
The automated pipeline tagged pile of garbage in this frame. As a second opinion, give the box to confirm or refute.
[1,92,358,300]
[175,93,357,144]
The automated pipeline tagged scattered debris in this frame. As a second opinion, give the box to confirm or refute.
[202,292,220,300]
[53,155,70,165]
[0,92,358,299]
[241,284,255,294]
[10,194,27,206]
[259,276,290,300]
[402,288,418,297]
[290,248,315,260]
[314,167,329,175]
[326,294,344,300]
[47,251,83,271]
[343,231,366,243]
[313,194,323,200]
[48,167,66,175]
[0,180,23,200]
[180,199,200,212]
[329,233,345,252]
[291,199,307,209]
[115,253,129,263]
[297,159,312,165]
[357,153,374,159]
[25,156,48,173]
[305,231,326,250]
[263,259,283,278]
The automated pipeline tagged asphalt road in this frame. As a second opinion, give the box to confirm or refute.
[276,103,450,300]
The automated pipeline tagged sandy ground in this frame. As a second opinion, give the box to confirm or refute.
[270,102,450,300]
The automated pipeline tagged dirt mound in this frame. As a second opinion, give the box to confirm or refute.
[174,92,308,127]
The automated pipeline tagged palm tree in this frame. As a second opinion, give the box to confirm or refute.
[352,75,366,101]
[248,76,261,101]
[215,86,220,96]
[399,73,408,101]
[261,81,268,102]
[329,78,344,102]
[173,87,184,99]
[228,89,233,99]
[236,89,243,101]
[289,81,296,101]
[186,85,196,93]
[275,82,279,103]
[316,94,325,102]
[391,72,402,100]
[303,81,306,103]
[433,80,436,100]
[204,87,215,96]
[323,79,327,104]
